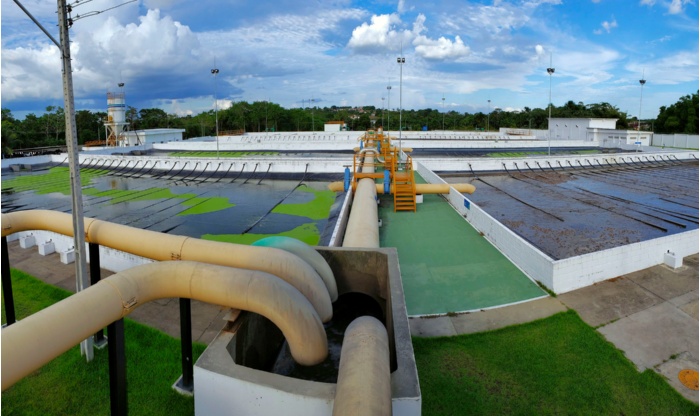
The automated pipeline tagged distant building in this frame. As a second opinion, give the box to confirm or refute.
[545,118,651,145]
[122,128,185,146]
[324,121,347,132]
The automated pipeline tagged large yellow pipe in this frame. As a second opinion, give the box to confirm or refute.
[333,316,391,416]
[328,181,476,194]
[1,210,332,322]
[342,152,380,248]
[252,236,338,302]
[1,261,328,391]
[336,140,391,413]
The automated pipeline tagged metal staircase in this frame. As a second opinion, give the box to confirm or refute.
[393,155,416,212]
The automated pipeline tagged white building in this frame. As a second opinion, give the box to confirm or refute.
[542,118,651,146]
[122,128,185,146]
[324,121,347,132]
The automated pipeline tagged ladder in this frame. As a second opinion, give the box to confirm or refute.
[393,155,416,212]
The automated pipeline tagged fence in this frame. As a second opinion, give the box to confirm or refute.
[652,134,699,149]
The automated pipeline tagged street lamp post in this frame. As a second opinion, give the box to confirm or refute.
[211,68,219,158]
[638,72,646,151]
[311,98,315,131]
[442,95,445,130]
[387,85,392,131]
[547,56,555,156]
[487,99,491,132]
[381,96,385,128]
[397,56,405,156]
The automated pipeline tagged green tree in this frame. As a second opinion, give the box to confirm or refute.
[75,110,103,144]
[655,91,698,134]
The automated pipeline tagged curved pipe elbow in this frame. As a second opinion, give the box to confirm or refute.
[1,261,328,391]
[252,236,338,302]
[1,210,332,323]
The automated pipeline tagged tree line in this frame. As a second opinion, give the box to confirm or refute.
[2,91,697,155]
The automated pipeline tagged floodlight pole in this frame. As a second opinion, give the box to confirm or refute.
[386,85,392,131]
[546,53,555,156]
[638,73,646,151]
[397,55,405,158]
[487,99,491,132]
[442,95,445,130]
[58,0,93,361]
[211,68,219,158]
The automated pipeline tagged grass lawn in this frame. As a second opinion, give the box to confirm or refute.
[413,310,698,415]
[2,269,206,416]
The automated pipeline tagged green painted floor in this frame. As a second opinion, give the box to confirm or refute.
[379,180,545,316]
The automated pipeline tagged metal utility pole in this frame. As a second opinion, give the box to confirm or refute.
[211,68,219,158]
[386,85,392,131]
[487,99,491,132]
[58,0,92,360]
[547,53,555,156]
[397,54,405,157]
[442,95,445,130]
[638,71,646,151]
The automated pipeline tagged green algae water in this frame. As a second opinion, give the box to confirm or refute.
[2,166,342,246]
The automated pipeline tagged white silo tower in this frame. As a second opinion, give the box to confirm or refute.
[105,83,129,146]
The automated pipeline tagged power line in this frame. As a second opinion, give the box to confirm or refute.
[70,0,137,24]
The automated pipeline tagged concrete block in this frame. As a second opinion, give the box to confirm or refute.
[19,235,36,249]
[415,194,424,204]
[60,249,75,264]
[38,241,55,256]
[664,251,683,269]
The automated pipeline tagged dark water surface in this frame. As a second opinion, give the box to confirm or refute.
[445,161,699,260]
[2,168,343,245]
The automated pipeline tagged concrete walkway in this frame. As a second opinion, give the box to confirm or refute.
[409,254,699,403]
[379,188,545,316]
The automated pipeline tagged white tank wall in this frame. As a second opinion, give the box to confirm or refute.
[418,150,698,172]
[1,155,55,169]
[416,160,700,294]
[194,369,334,415]
[77,154,348,174]
[8,231,153,272]
[551,230,699,293]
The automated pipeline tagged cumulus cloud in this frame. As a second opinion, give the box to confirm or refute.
[347,13,407,52]
[77,10,200,71]
[639,0,691,14]
[594,17,618,34]
[668,0,691,14]
[2,8,207,108]
[1,45,63,101]
[412,14,470,60]
[414,35,470,60]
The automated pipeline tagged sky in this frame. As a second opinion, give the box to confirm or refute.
[1,0,698,121]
